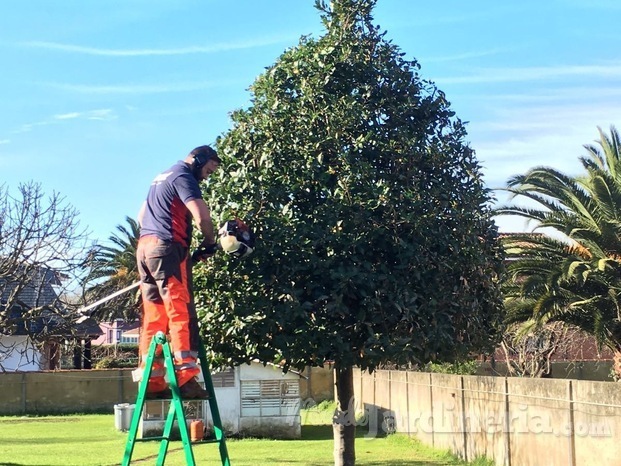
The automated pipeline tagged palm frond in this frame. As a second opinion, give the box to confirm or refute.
[498,126,621,357]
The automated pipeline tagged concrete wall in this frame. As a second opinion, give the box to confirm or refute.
[0,364,330,416]
[479,360,614,381]
[353,369,621,466]
[299,364,334,403]
[0,369,136,414]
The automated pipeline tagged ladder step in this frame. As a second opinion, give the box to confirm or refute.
[194,438,224,444]
[134,436,169,442]
[134,436,223,443]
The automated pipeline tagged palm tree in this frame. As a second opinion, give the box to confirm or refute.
[496,126,621,379]
[83,216,141,321]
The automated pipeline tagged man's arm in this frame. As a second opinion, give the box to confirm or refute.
[137,201,147,227]
[185,198,216,246]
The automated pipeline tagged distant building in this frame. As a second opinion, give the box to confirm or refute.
[92,319,140,345]
[0,265,102,371]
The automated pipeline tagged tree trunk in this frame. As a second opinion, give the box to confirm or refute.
[333,366,356,466]
[83,340,92,369]
[613,350,621,381]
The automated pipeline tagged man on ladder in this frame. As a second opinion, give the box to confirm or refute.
[135,145,221,400]
[126,144,254,465]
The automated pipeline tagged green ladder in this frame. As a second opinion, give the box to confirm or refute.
[122,331,231,465]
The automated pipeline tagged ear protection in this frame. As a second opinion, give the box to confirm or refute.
[192,146,217,170]
[190,145,218,180]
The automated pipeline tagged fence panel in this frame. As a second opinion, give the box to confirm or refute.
[430,373,465,459]
[572,380,621,466]
[352,369,621,466]
[462,375,509,465]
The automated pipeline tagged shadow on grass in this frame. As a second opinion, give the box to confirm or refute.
[302,424,390,441]
[301,424,333,440]
[358,462,452,466]
[247,461,439,466]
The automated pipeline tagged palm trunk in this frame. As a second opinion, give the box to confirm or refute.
[333,366,356,466]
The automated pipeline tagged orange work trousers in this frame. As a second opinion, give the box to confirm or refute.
[136,236,201,392]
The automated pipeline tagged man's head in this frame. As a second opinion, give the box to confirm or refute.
[186,145,221,181]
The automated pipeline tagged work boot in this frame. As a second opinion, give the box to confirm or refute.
[146,387,172,400]
[179,378,209,400]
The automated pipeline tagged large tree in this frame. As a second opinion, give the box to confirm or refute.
[497,126,621,379]
[196,1,503,464]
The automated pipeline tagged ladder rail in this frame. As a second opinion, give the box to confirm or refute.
[198,344,231,466]
[157,340,196,465]
[122,335,157,466]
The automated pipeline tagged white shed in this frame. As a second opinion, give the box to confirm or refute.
[139,361,303,439]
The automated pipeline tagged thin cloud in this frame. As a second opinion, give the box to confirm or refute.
[470,101,620,136]
[53,109,115,121]
[20,35,296,57]
[12,109,116,134]
[0,139,10,145]
[13,121,49,134]
[437,62,621,84]
[563,0,621,9]
[86,109,115,120]
[423,48,510,63]
[45,80,237,95]
[461,86,621,104]
[54,112,81,120]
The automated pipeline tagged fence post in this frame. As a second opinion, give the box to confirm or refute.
[568,380,576,466]
[460,376,468,462]
[388,370,392,433]
[358,368,362,407]
[405,371,411,436]
[429,373,434,448]
[504,377,512,466]
[21,372,27,414]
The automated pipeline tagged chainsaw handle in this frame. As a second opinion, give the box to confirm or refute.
[191,243,220,263]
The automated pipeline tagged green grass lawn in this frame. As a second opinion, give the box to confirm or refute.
[0,404,492,466]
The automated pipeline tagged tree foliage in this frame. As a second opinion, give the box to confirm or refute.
[195,0,503,374]
[82,216,141,321]
[496,126,621,377]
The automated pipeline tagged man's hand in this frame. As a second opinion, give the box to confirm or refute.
[191,243,218,263]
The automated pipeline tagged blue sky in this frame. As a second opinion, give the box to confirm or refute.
[1,0,620,246]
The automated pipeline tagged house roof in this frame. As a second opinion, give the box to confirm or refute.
[0,265,101,338]
[252,360,307,379]
[74,316,105,338]
[122,327,140,336]
[0,267,61,310]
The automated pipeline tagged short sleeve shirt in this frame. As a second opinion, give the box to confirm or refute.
[140,161,202,247]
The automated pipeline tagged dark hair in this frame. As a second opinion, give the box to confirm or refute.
[189,145,221,169]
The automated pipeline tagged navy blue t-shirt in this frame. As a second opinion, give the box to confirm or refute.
[140,161,202,247]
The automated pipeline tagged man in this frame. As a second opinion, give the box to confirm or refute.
[136,145,220,399]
